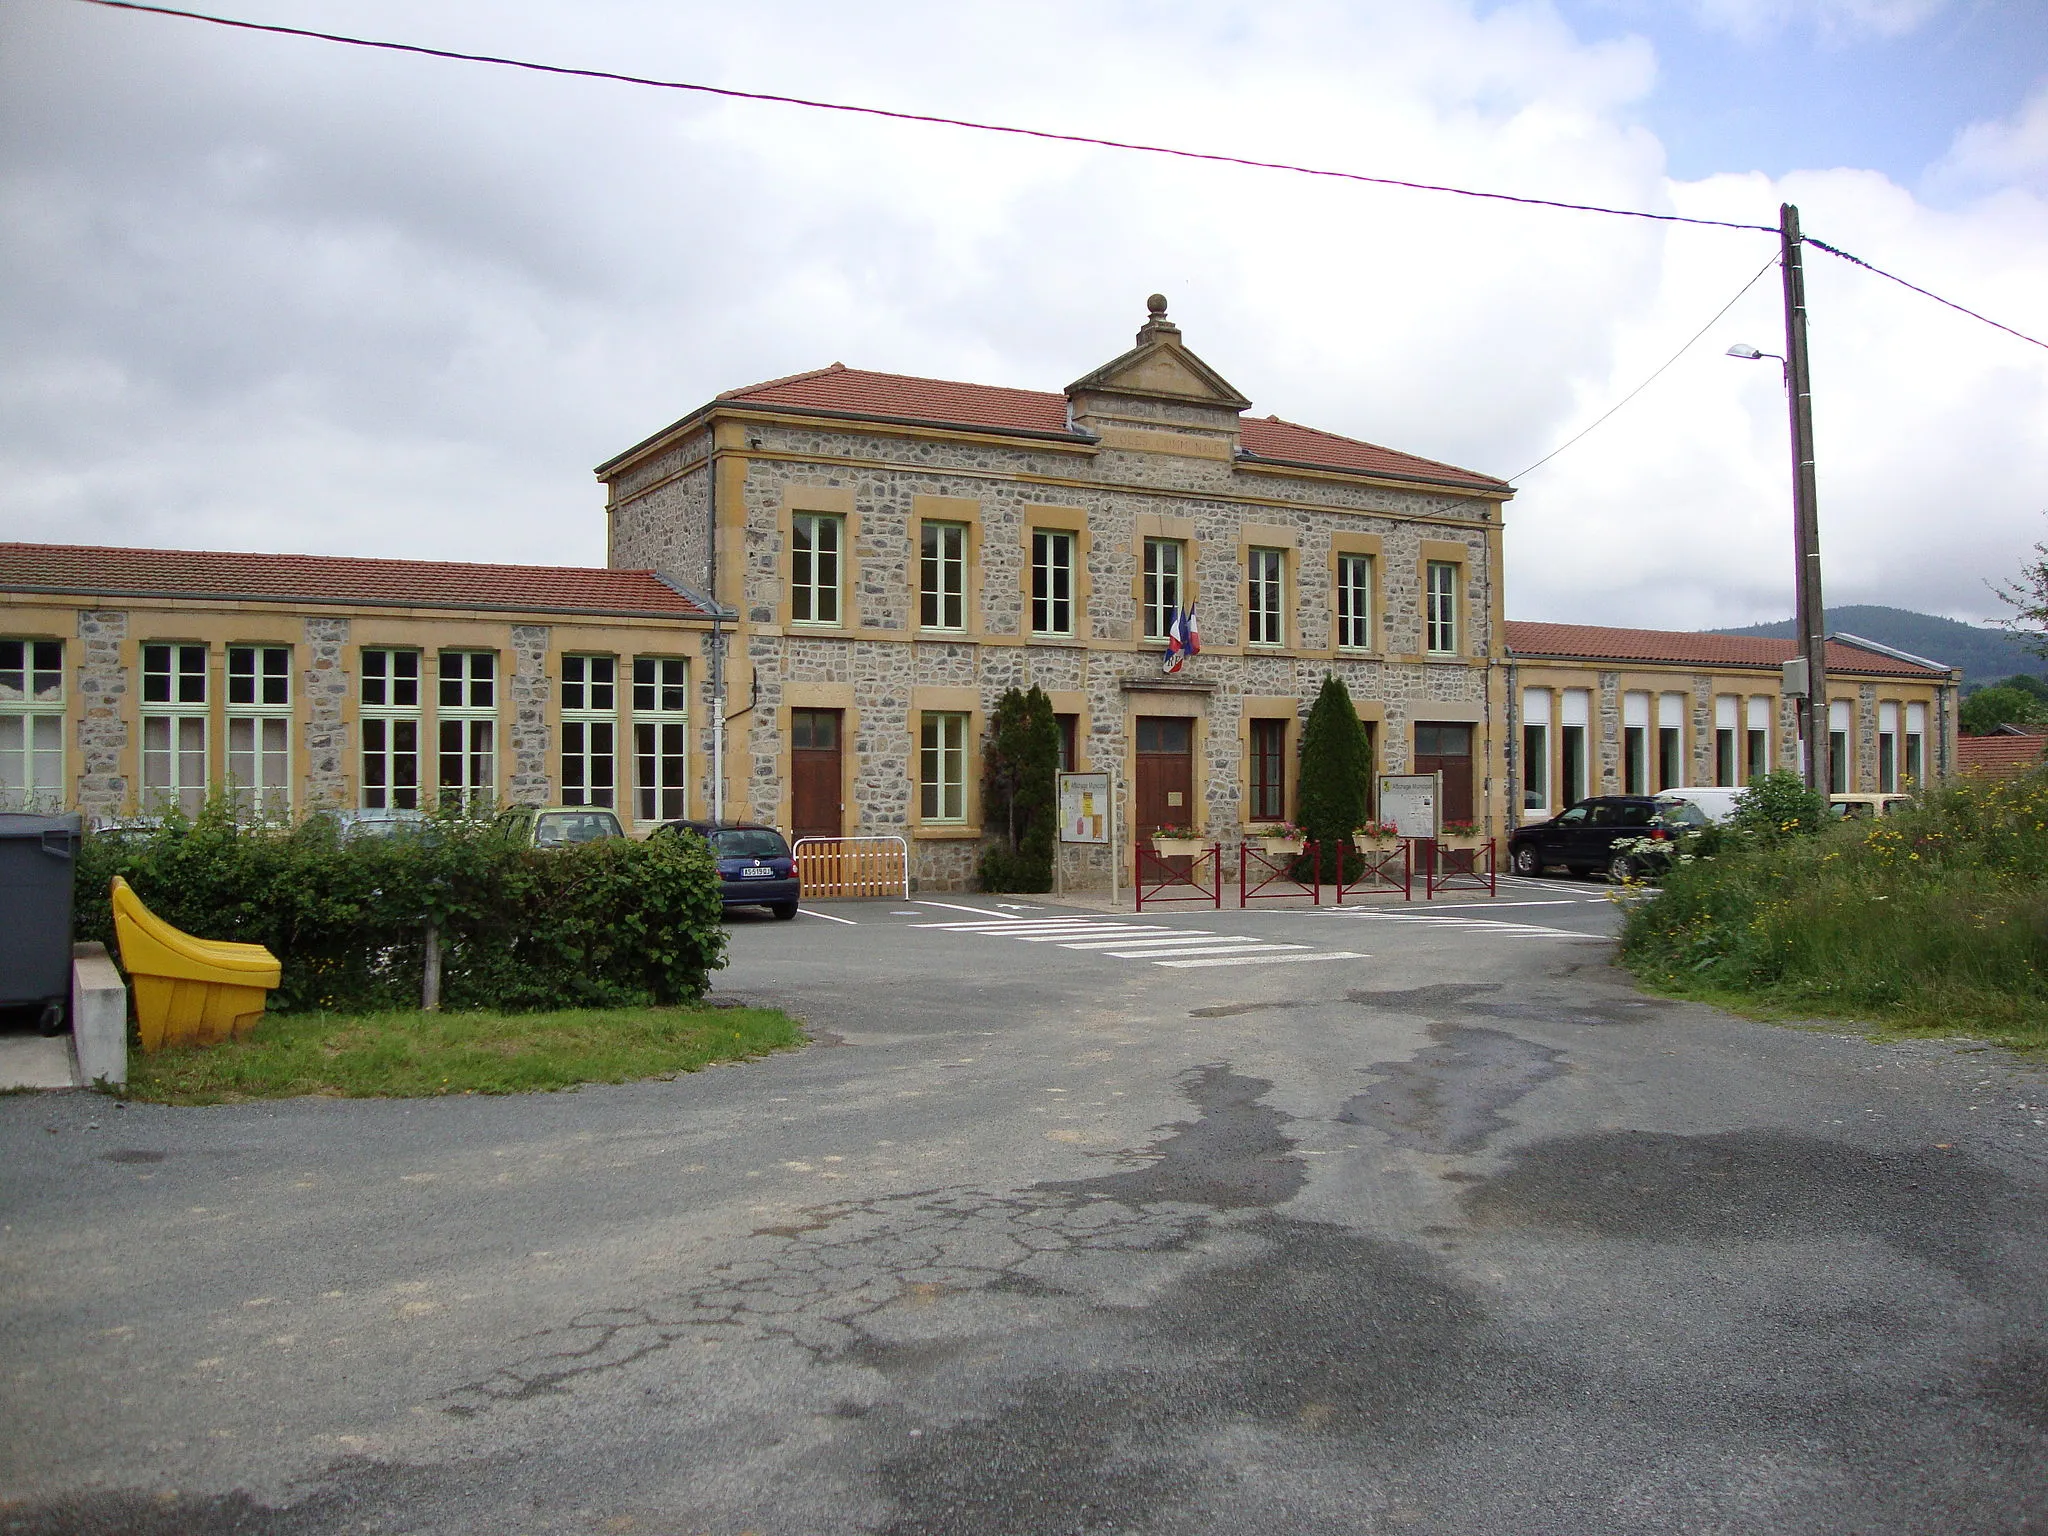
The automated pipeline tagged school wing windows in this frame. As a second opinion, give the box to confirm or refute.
[226,645,291,815]
[561,655,617,809]
[0,640,64,812]
[360,649,421,810]
[141,643,209,815]
[438,651,496,809]
[633,657,689,823]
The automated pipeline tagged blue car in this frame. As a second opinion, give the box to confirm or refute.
[655,821,801,920]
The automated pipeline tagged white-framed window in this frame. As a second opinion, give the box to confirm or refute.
[225,644,291,816]
[1843,696,1859,794]
[1658,692,1686,791]
[360,648,422,810]
[1746,695,1772,782]
[920,521,967,632]
[791,513,843,626]
[1031,529,1074,638]
[919,711,968,822]
[1905,702,1927,787]
[1336,554,1373,651]
[1561,688,1590,805]
[1877,701,1900,793]
[1425,561,1459,655]
[1246,548,1284,647]
[437,651,496,810]
[141,643,209,815]
[1623,690,1650,796]
[1521,687,1550,813]
[1714,695,1740,786]
[1142,538,1183,640]
[561,655,617,810]
[632,656,688,823]
[0,639,65,812]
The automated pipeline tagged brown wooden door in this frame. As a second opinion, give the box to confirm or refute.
[1135,716,1194,833]
[790,709,843,839]
[1414,722,1474,824]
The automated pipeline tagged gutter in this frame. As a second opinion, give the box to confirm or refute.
[1828,631,1952,674]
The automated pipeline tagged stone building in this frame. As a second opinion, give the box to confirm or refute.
[1504,623,1960,817]
[0,545,714,824]
[596,298,1515,890]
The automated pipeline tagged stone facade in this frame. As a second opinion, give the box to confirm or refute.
[301,615,351,811]
[600,304,1511,891]
[74,608,128,818]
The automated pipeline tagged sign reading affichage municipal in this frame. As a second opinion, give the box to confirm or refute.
[1376,773,1440,839]
[1057,772,1111,844]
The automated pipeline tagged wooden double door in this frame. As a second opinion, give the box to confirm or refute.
[1135,716,1194,833]
[1413,722,1474,824]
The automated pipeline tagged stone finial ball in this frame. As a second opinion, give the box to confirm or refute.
[1146,293,1168,315]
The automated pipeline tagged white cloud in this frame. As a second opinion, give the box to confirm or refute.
[1935,82,2048,195]
[1,0,2043,630]
[1684,0,1949,44]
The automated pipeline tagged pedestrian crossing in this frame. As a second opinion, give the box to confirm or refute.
[912,914,1367,969]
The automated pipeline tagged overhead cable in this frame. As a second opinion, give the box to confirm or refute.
[70,0,1773,235]
[1806,237,2048,353]
[1510,253,1781,482]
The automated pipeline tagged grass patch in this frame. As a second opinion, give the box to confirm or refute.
[114,1004,806,1105]
[1619,767,2048,1053]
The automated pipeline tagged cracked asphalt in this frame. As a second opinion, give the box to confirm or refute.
[3,886,2045,1535]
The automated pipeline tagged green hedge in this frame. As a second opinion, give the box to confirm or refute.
[77,803,728,1014]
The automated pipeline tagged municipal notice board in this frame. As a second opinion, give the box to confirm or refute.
[1058,772,1111,844]
[1376,773,1440,839]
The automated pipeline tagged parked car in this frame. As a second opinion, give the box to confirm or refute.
[331,807,430,843]
[1830,793,1912,820]
[1654,786,1744,823]
[654,820,800,919]
[497,806,626,847]
[1508,795,1711,882]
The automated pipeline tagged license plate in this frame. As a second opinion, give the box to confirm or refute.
[739,866,774,879]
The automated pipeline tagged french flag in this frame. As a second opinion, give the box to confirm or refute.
[1161,608,1186,673]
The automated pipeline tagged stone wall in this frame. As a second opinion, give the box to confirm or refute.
[301,616,350,811]
[509,625,552,805]
[73,609,128,818]
[609,431,712,592]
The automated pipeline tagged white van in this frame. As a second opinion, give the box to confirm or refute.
[1653,787,1744,824]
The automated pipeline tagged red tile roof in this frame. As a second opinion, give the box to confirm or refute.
[1958,733,2048,775]
[0,544,710,619]
[710,363,1507,491]
[1506,621,1951,677]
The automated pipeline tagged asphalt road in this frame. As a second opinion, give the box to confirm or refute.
[3,877,2045,1535]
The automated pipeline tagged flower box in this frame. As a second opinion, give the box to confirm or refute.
[1252,835,1304,856]
[1149,836,1207,859]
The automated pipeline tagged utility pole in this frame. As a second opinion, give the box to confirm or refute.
[1780,202,1830,796]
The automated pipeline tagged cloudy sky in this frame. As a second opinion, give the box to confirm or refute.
[3,0,2044,628]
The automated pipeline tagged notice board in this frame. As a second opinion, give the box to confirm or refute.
[1057,772,1111,844]
[1376,773,1440,839]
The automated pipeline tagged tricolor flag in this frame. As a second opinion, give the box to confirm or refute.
[1183,602,1200,658]
[1161,608,1186,673]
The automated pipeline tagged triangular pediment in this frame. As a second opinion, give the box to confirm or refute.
[1066,340,1251,411]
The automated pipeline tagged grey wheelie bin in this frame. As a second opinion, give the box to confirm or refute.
[0,812,83,1035]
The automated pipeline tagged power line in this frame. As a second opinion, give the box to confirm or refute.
[63,0,2048,357]
[71,0,1772,235]
[1511,253,1781,482]
[1807,237,2048,353]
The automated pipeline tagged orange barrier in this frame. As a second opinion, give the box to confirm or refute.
[793,836,910,900]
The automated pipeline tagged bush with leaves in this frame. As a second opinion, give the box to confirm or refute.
[978,685,1061,892]
[1295,674,1371,880]
[1730,769,1828,841]
[76,798,727,1013]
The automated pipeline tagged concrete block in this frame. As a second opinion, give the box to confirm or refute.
[72,942,127,1087]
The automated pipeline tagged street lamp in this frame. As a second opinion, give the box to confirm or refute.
[1725,202,1831,798]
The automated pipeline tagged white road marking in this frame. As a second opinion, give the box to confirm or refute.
[1350,913,1597,938]
[914,900,1026,919]
[1105,943,1311,959]
[795,908,859,925]
[1160,951,1368,968]
[1057,934,1254,950]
